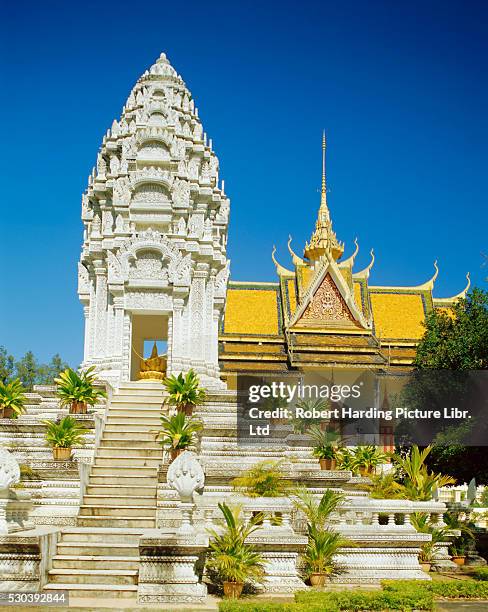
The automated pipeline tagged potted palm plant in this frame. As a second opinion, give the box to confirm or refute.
[335,447,356,473]
[351,445,388,476]
[450,543,467,566]
[444,510,475,566]
[54,366,107,414]
[410,512,451,573]
[154,412,203,462]
[309,426,340,470]
[0,379,27,419]
[42,415,88,460]
[419,544,434,573]
[306,528,351,586]
[162,369,206,416]
[293,489,350,586]
[207,502,264,599]
[391,446,455,501]
[231,460,289,498]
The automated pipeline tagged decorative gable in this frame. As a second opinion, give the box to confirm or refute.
[288,253,372,330]
[300,273,356,324]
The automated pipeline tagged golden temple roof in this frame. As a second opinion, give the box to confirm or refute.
[219,134,470,374]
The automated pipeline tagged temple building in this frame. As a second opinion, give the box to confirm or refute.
[77,52,469,388]
[220,133,470,379]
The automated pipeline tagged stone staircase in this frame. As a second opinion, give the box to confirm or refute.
[43,380,165,599]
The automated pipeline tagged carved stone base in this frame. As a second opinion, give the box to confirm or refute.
[138,530,208,604]
[333,546,430,582]
[259,552,308,593]
[0,527,59,592]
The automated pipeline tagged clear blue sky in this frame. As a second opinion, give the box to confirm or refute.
[1,0,487,367]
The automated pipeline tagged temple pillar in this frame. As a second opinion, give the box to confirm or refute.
[93,261,108,359]
[82,305,91,361]
[188,263,208,373]
[88,278,96,359]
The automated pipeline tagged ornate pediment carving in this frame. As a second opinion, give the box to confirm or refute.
[299,273,355,324]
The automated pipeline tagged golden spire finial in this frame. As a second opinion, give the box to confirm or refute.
[321,130,327,207]
[303,131,343,262]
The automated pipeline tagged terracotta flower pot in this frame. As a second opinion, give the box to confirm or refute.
[176,403,193,416]
[223,581,243,599]
[170,448,183,462]
[70,401,87,414]
[53,447,72,461]
[319,458,336,470]
[452,556,466,566]
[359,467,372,477]
[310,572,327,587]
[420,562,431,573]
[1,406,14,419]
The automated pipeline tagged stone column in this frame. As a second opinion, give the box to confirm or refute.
[83,305,91,361]
[211,308,221,378]
[105,294,115,359]
[204,273,215,376]
[188,263,208,373]
[121,312,131,381]
[88,278,97,359]
[170,297,185,375]
[93,260,108,359]
[113,296,125,364]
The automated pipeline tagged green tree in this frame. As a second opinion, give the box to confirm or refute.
[37,354,70,385]
[0,346,15,383]
[15,351,39,391]
[414,288,488,370]
[411,288,488,484]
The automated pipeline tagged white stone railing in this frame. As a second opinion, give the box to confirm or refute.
[199,495,295,531]
[292,497,447,535]
[438,484,486,505]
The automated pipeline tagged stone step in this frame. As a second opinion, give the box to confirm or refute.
[60,528,144,543]
[112,390,164,399]
[77,516,155,528]
[56,542,139,556]
[104,423,158,433]
[105,417,161,426]
[79,505,157,518]
[82,495,156,507]
[97,447,161,458]
[43,582,138,599]
[117,382,165,392]
[107,406,163,421]
[100,437,160,449]
[48,568,138,586]
[103,430,156,440]
[89,474,157,486]
[52,555,139,570]
[93,456,161,468]
[86,485,157,497]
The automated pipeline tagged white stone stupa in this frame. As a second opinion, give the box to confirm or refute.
[78,53,230,387]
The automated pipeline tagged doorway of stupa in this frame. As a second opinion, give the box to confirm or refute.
[130,314,169,381]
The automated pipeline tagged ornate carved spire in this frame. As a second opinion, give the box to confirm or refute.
[304,132,344,262]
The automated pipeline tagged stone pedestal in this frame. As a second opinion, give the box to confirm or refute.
[138,530,208,604]
[0,527,59,592]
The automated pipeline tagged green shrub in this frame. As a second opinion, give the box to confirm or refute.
[428,580,488,599]
[382,579,488,599]
[473,567,488,581]
[218,603,332,612]
[295,588,434,610]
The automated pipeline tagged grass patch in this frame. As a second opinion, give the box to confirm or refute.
[219,578,488,611]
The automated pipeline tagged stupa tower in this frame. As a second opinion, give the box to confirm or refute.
[78,53,230,386]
